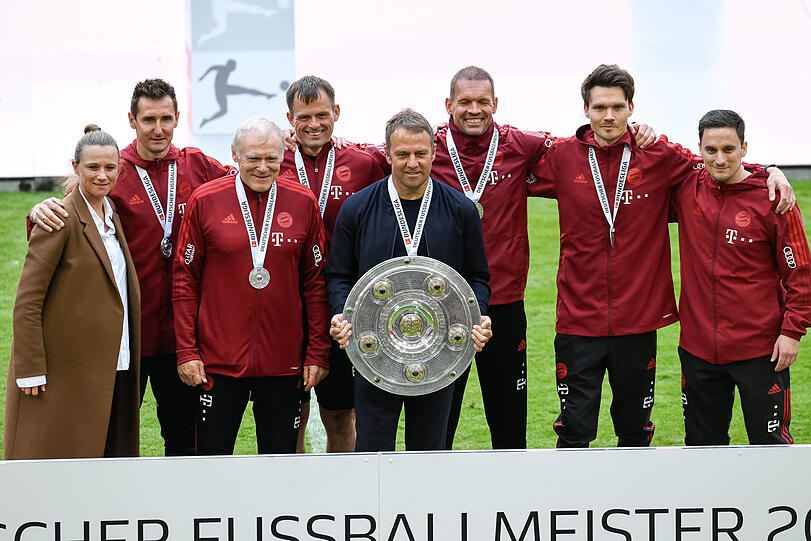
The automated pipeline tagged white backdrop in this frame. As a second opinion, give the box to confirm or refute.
[1,0,810,178]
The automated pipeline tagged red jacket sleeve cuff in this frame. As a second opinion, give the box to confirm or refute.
[780,330,804,341]
[176,349,202,365]
[303,354,330,370]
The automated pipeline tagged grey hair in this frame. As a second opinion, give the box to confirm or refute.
[384,109,435,151]
[74,127,119,163]
[231,117,284,155]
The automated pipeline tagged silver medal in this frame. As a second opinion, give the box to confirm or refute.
[160,237,173,259]
[249,267,270,289]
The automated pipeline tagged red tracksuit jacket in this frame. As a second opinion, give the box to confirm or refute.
[529,125,698,336]
[112,142,232,357]
[277,141,385,246]
[365,120,552,305]
[673,167,811,363]
[172,176,331,377]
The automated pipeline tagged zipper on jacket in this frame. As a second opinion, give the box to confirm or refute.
[711,184,725,363]
[607,245,613,335]
[252,190,263,373]
[605,147,614,336]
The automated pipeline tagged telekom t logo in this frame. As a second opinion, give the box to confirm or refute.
[330,185,343,200]
[272,232,284,246]
[489,171,499,185]
[622,190,634,204]
[725,229,738,244]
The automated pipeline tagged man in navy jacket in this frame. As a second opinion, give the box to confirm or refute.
[326,109,492,451]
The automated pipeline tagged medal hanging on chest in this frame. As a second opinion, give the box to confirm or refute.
[388,177,433,257]
[135,161,177,259]
[235,175,277,289]
[587,145,631,247]
[446,127,498,219]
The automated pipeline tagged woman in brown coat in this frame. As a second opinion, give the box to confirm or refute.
[4,128,141,459]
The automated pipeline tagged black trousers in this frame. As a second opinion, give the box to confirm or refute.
[679,347,793,445]
[140,353,198,456]
[195,374,301,455]
[104,369,139,458]
[553,332,657,448]
[354,373,454,452]
[301,341,355,411]
[446,301,528,449]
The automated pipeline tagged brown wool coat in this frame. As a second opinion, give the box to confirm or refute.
[4,189,141,459]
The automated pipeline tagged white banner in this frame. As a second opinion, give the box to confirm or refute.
[1,446,810,540]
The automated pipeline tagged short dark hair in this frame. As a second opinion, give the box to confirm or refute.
[285,75,336,115]
[449,66,494,100]
[698,109,745,144]
[385,109,435,151]
[130,79,178,118]
[581,64,635,106]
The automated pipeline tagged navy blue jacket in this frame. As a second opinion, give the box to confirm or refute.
[326,177,490,316]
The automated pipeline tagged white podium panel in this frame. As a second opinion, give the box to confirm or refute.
[1,446,809,540]
[378,446,811,540]
[0,453,379,541]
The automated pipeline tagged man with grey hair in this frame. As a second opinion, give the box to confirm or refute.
[173,117,331,455]
[28,78,233,456]
[326,109,492,451]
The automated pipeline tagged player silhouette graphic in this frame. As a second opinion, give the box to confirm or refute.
[198,59,282,128]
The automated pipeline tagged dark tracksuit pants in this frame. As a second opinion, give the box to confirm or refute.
[195,374,301,455]
[553,332,657,448]
[140,353,199,456]
[445,300,528,450]
[679,347,792,445]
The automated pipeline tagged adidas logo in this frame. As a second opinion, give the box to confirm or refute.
[647,358,656,370]
[517,339,527,352]
[222,214,238,225]
[573,173,587,184]
[129,194,144,205]
[768,384,781,395]
[693,205,702,216]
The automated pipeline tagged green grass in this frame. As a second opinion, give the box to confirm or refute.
[3,186,811,456]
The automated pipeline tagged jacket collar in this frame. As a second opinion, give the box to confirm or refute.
[447,116,497,154]
[575,124,634,150]
[120,140,181,169]
[297,140,334,161]
[703,165,768,191]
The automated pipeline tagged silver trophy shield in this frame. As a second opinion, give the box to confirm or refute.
[343,256,481,396]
